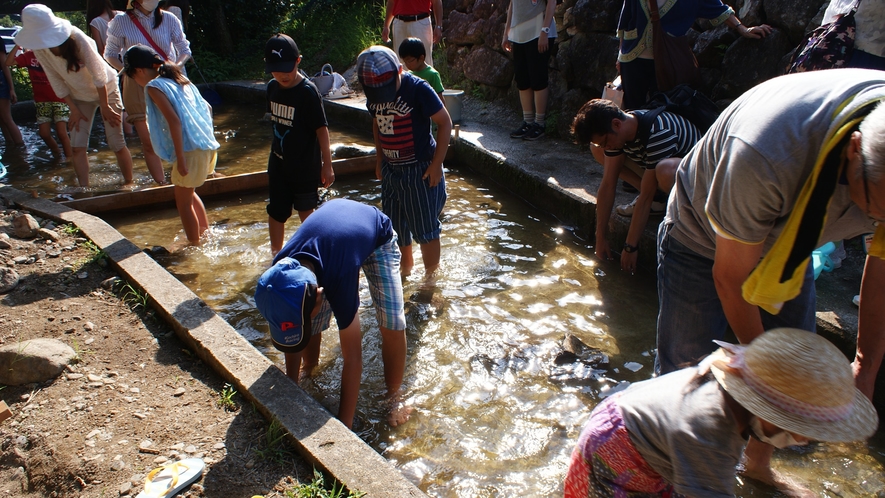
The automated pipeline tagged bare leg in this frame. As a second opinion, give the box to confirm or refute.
[0,100,23,146]
[55,121,73,160]
[655,157,680,193]
[133,120,167,185]
[113,146,135,185]
[533,87,549,117]
[400,244,414,277]
[419,238,441,279]
[296,209,315,222]
[284,351,304,383]
[298,332,322,383]
[269,215,288,256]
[518,88,534,117]
[71,146,90,187]
[37,122,61,158]
[380,326,411,426]
[174,186,203,245]
[193,192,209,234]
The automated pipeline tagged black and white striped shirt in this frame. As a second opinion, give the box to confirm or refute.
[605,110,701,169]
[104,9,190,66]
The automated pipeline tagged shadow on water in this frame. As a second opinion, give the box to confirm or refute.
[6,103,884,497]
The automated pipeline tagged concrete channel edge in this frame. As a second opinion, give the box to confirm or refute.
[0,186,425,498]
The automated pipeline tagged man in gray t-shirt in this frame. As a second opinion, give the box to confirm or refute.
[656,68,885,492]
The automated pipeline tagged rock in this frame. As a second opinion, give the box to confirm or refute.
[173,387,186,397]
[212,442,225,450]
[12,214,39,239]
[0,338,77,385]
[184,445,197,454]
[765,0,826,43]
[712,29,794,99]
[119,481,132,495]
[110,459,126,471]
[0,267,19,293]
[87,374,103,382]
[84,322,95,331]
[693,24,737,67]
[101,276,120,290]
[463,46,513,87]
[554,333,610,368]
[36,228,59,242]
[556,32,619,93]
[446,10,485,46]
[153,456,168,464]
[571,0,620,34]
[139,440,153,450]
[0,235,10,250]
[332,143,375,158]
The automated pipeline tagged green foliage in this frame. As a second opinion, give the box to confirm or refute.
[60,224,81,236]
[116,281,149,310]
[216,382,238,411]
[279,0,385,74]
[9,66,33,102]
[81,240,107,264]
[253,417,294,464]
[284,469,366,498]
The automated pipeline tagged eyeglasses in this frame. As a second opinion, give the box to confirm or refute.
[860,156,885,223]
[591,132,614,150]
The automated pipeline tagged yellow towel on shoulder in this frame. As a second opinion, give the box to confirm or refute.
[742,96,884,315]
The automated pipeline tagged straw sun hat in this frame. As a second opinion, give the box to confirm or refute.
[710,328,878,443]
[14,4,73,50]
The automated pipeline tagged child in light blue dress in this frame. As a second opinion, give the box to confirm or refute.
[123,45,219,246]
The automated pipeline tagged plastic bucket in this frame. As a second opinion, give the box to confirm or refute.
[442,89,464,124]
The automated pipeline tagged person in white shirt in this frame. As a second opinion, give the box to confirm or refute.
[15,4,134,187]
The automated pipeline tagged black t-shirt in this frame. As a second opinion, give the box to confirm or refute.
[266,77,328,178]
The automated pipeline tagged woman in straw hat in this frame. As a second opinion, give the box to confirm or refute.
[14,4,134,188]
[564,328,877,497]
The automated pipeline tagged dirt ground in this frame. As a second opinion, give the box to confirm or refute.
[0,209,314,498]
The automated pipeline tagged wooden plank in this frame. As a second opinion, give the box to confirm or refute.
[60,155,375,215]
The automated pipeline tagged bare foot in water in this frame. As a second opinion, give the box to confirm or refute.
[741,465,815,497]
[387,396,413,427]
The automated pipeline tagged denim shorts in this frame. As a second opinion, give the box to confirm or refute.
[310,233,406,334]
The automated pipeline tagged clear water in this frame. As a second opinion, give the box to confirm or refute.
[6,104,884,497]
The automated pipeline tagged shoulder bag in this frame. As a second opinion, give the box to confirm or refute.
[126,11,169,61]
[648,0,700,92]
[785,0,860,74]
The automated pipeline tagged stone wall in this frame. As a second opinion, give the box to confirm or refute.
[440,0,828,136]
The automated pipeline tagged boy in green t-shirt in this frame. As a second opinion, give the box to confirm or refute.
[398,37,444,100]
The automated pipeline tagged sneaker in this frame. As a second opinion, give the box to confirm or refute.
[523,122,545,141]
[616,197,667,217]
[510,122,532,139]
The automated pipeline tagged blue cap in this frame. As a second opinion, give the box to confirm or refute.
[254,257,317,353]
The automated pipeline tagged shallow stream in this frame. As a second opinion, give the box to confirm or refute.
[4,104,884,496]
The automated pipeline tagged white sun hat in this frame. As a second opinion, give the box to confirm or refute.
[709,328,878,443]
[14,4,73,50]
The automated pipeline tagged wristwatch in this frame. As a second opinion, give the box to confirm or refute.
[540,27,550,34]
[623,243,638,253]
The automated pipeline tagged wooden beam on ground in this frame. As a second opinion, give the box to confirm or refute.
[60,155,375,215]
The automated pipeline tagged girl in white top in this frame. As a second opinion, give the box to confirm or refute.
[87,0,119,56]
[15,4,134,188]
